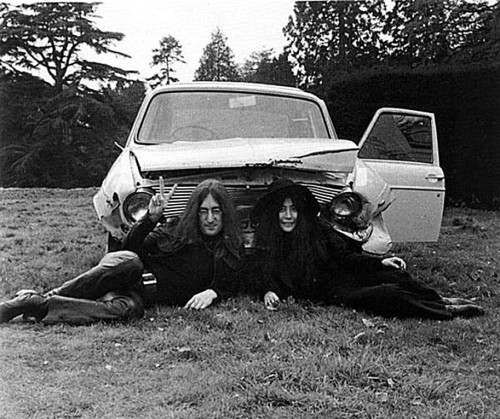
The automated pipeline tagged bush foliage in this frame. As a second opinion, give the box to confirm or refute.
[0,73,144,188]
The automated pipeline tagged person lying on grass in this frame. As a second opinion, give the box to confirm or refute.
[0,179,243,325]
[252,178,484,320]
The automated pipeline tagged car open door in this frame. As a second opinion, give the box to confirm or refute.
[357,108,445,242]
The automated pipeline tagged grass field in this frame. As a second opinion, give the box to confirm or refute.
[0,188,499,418]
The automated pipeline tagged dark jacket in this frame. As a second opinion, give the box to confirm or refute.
[123,217,241,306]
[257,221,384,301]
[257,221,455,319]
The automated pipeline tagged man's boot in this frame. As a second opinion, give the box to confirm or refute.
[441,296,475,305]
[446,304,485,318]
[0,293,48,323]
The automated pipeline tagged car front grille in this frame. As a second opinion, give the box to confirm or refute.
[153,182,342,218]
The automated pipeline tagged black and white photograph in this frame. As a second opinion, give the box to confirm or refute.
[0,0,499,417]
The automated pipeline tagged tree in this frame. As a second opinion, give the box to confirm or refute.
[0,2,134,93]
[447,0,500,64]
[194,28,241,81]
[384,0,497,68]
[241,48,275,80]
[103,80,146,133]
[148,35,185,88]
[0,76,146,188]
[385,1,448,67]
[284,0,387,88]
[0,72,50,185]
[0,3,141,187]
[242,49,296,86]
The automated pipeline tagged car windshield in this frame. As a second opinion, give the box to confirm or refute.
[137,91,330,144]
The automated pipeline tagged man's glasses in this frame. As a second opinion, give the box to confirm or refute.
[198,208,223,218]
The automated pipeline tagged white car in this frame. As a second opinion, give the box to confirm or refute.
[93,82,445,254]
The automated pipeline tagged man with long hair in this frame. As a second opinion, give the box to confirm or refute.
[0,179,243,324]
[123,178,242,309]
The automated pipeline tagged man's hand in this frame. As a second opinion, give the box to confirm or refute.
[147,177,177,223]
[184,289,218,310]
[381,256,406,270]
[264,291,280,311]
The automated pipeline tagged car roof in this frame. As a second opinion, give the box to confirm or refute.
[149,82,321,101]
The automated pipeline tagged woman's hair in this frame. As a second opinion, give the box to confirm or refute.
[255,186,327,286]
[174,179,242,255]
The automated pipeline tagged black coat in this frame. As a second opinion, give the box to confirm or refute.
[123,217,241,306]
[257,222,381,300]
[257,222,451,319]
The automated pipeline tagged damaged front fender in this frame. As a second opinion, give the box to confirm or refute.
[93,150,141,241]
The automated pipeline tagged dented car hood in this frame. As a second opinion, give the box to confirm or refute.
[131,137,359,173]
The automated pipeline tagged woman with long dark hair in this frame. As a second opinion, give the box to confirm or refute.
[253,178,484,319]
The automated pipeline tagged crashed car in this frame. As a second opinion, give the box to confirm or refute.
[93,82,445,254]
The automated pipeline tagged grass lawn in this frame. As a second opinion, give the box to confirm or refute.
[0,188,499,418]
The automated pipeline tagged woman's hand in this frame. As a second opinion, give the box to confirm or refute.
[381,256,406,270]
[147,177,177,223]
[264,291,280,311]
[184,289,218,310]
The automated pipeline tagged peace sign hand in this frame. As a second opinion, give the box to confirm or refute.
[148,177,178,223]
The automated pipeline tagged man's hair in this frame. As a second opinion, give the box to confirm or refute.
[175,179,242,254]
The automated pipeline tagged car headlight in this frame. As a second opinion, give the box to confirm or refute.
[327,192,363,221]
[123,190,154,223]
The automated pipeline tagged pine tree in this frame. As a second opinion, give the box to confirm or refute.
[194,28,241,81]
[0,3,140,187]
[148,35,185,88]
[0,3,134,92]
[284,0,387,88]
[242,49,296,86]
[385,0,497,67]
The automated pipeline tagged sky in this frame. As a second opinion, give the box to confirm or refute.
[91,0,297,83]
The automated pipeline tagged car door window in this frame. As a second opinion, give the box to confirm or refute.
[358,113,433,164]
